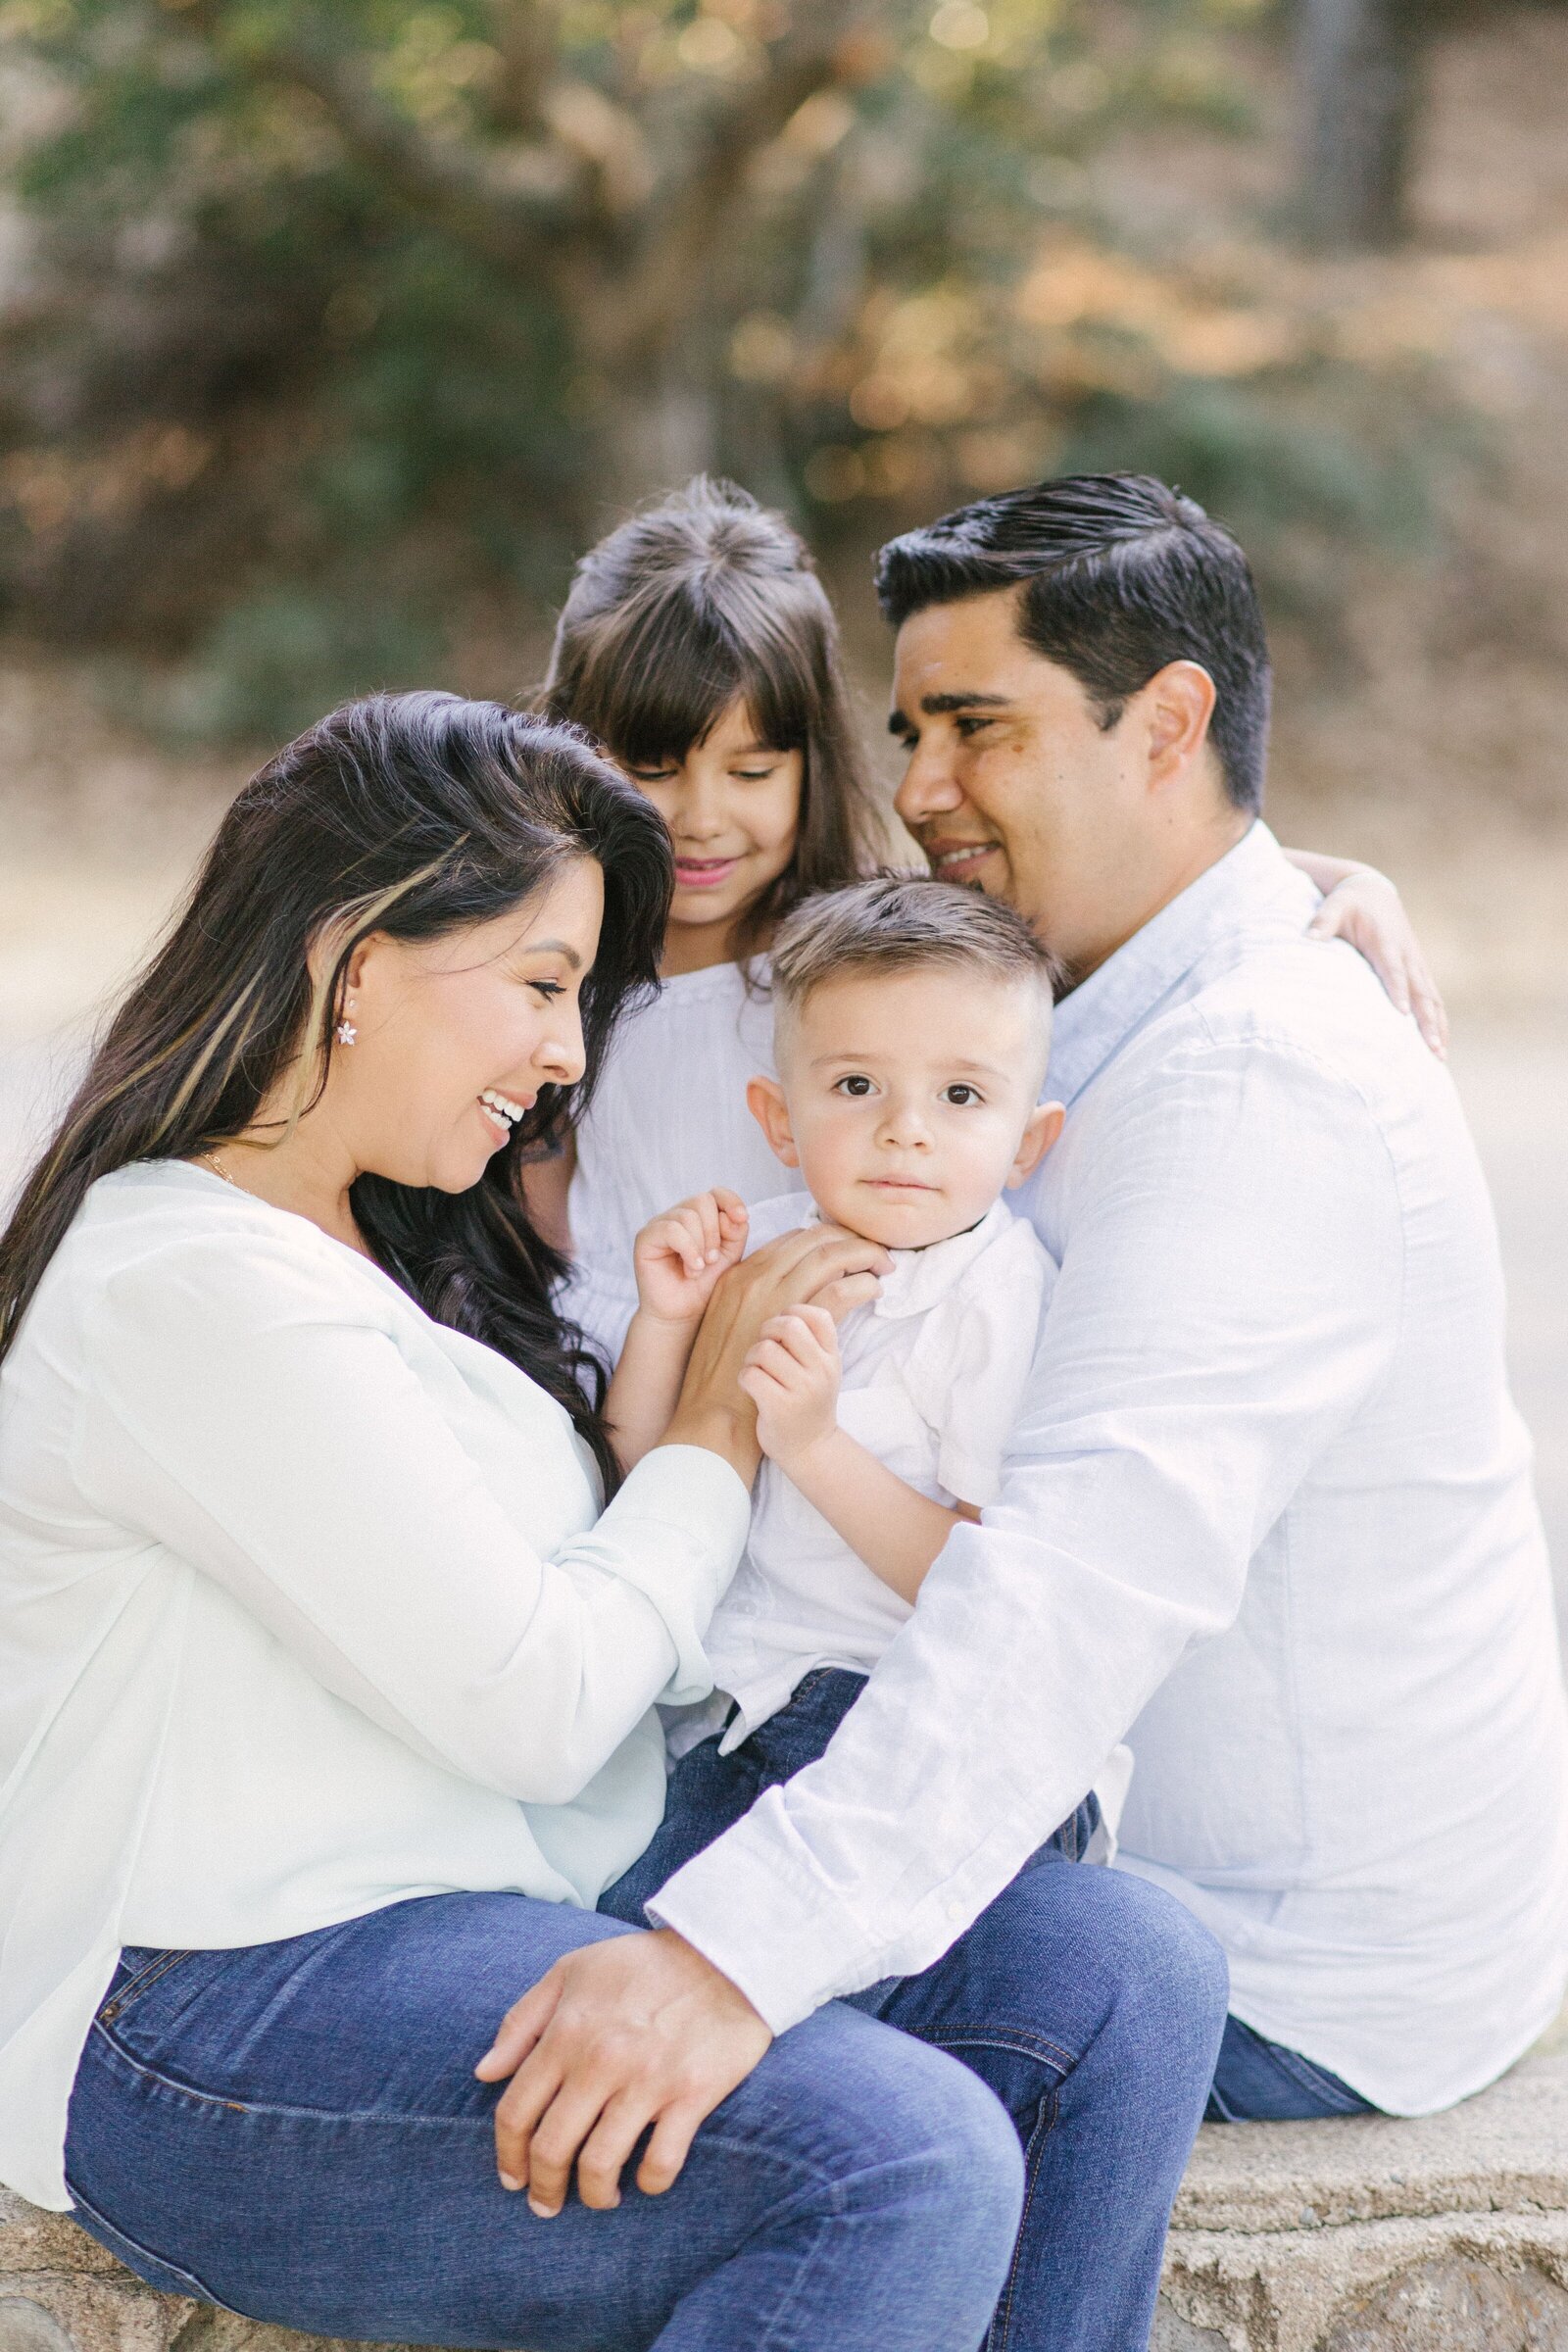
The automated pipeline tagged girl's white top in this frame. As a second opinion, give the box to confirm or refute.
[565,959,783,1356]
[706,1196,1056,1747]
[0,1159,750,2209]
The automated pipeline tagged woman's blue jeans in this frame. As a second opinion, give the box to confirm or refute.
[65,1892,1026,2352]
[605,1672,1233,2352]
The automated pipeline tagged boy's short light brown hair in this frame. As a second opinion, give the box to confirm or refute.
[770,874,1061,1029]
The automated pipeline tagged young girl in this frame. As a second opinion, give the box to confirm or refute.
[531,475,1446,1356]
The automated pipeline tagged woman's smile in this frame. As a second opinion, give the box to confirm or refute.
[479,1086,535,1144]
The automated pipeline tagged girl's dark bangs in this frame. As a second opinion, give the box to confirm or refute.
[591,597,742,768]
[592,594,812,768]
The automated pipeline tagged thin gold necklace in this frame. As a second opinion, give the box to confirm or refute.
[197,1149,240,1191]
[198,1147,374,1262]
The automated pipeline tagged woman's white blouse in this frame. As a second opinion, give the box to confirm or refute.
[566,960,783,1356]
[0,1160,751,2209]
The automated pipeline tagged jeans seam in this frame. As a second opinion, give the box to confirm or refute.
[748,2203,841,2352]
[907,2023,1079,2076]
[1264,2040,1369,2113]
[87,2034,911,2195]
[97,1950,195,2026]
[66,2175,249,2315]
[987,2088,1056,2352]
[87,2027,509,2125]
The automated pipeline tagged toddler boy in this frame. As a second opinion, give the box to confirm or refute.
[604,876,1124,1926]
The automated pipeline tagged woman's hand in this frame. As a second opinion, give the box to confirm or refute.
[1298,861,1448,1058]
[662,1223,892,1484]
[475,1928,772,2215]
[633,1190,749,1327]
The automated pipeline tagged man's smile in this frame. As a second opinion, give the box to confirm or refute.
[920,836,1003,882]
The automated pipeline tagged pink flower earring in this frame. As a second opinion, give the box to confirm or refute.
[335,998,358,1047]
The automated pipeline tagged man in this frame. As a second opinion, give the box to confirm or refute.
[480,477,1568,2331]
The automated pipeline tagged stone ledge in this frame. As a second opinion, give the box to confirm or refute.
[4,2041,1566,2352]
[1155,2040,1568,2351]
[1170,2045,1568,2236]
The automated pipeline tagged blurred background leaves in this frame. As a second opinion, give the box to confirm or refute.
[0,0,1500,737]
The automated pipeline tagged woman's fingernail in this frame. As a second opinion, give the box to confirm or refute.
[527,2196,556,2219]
[499,2172,522,2191]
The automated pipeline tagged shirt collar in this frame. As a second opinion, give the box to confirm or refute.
[1046,820,1312,1107]
[868,1197,1015,1323]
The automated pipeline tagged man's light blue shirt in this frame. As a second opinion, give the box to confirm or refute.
[656,822,1568,2113]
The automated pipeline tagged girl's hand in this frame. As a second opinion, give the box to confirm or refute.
[740,1307,841,1467]
[633,1191,749,1327]
[1307,869,1447,1058]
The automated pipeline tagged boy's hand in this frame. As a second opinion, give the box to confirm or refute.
[634,1191,749,1327]
[739,1306,841,1466]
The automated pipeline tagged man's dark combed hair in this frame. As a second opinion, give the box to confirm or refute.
[875,473,1272,813]
[771,873,1061,1017]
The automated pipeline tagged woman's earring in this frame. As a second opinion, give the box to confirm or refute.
[335,999,358,1047]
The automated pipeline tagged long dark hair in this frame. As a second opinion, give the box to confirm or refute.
[0,692,672,1493]
[540,477,886,964]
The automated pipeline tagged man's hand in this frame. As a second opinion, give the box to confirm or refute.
[740,1305,842,1467]
[474,1929,773,2216]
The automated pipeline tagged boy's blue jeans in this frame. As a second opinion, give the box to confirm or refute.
[603,1668,1232,2352]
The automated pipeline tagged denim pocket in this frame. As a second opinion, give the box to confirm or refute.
[95,1949,196,2029]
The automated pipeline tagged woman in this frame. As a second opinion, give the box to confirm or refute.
[0,694,1024,2351]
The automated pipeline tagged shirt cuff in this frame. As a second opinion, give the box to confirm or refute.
[592,1446,753,1705]
[646,1786,887,2034]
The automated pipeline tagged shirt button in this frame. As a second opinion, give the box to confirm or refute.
[945,1899,966,1922]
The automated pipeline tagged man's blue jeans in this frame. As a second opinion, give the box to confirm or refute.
[65,1892,1027,2352]
[1206,2017,1376,2122]
[605,1671,1233,2352]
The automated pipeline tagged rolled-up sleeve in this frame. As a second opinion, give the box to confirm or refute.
[77,1234,751,1808]
[651,1032,1403,2029]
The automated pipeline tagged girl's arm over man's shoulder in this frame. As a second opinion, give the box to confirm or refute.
[1282,846,1447,1056]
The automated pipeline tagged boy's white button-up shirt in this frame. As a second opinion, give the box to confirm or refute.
[653,821,1568,2116]
[706,1196,1054,1747]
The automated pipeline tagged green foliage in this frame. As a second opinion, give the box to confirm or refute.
[153,586,444,741]
[0,0,1461,733]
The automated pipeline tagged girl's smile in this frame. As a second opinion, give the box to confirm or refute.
[671,855,744,890]
[623,697,804,975]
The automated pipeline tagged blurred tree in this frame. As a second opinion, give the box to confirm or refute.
[1292,0,1566,249]
[0,0,1451,732]
[1295,0,1427,248]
